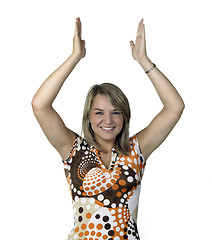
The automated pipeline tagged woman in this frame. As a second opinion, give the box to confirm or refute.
[32,17,184,240]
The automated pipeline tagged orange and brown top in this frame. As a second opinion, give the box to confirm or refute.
[62,135,146,240]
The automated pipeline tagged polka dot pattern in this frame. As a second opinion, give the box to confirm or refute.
[62,135,146,240]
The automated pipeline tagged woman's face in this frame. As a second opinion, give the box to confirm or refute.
[89,94,124,146]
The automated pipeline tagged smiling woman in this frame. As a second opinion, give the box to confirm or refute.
[82,83,131,156]
[31,17,184,240]
[89,94,124,149]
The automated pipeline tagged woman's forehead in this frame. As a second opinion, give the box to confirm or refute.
[91,94,116,109]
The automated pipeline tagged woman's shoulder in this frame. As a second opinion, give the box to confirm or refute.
[129,134,145,161]
[62,134,86,162]
[70,134,90,152]
[129,134,139,147]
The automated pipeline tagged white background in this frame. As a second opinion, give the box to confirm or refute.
[1,0,212,239]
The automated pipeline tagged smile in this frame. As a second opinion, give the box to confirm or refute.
[100,127,115,131]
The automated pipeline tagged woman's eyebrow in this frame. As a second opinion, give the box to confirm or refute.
[93,108,119,111]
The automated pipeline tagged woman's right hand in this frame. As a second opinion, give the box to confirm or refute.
[72,17,86,60]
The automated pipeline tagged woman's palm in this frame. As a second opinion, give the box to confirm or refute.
[73,18,86,59]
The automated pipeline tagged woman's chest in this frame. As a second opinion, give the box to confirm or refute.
[66,147,143,197]
[99,152,112,170]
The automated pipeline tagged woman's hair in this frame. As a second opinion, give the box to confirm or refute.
[82,83,131,156]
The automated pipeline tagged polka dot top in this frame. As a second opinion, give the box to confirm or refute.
[62,134,146,240]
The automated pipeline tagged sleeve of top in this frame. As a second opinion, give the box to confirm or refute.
[130,134,146,168]
[62,133,81,164]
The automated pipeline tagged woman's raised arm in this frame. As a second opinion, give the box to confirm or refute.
[31,17,86,160]
[130,19,185,161]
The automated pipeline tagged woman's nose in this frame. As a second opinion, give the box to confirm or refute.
[104,113,113,124]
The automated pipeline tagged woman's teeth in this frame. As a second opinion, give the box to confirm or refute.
[101,127,114,130]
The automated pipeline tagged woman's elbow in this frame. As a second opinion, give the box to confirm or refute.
[31,97,45,111]
[175,102,185,116]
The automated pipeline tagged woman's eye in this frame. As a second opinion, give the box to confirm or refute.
[113,111,121,115]
[95,112,103,115]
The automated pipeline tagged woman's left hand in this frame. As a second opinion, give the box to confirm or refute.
[130,19,148,62]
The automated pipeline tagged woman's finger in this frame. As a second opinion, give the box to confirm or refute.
[78,18,82,36]
[130,40,135,49]
[75,19,79,36]
[136,19,145,38]
[75,17,81,37]
[78,17,82,36]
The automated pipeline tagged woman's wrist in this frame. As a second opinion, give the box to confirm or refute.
[137,57,154,72]
[70,53,82,63]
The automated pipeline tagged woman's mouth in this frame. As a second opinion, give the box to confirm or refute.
[100,127,115,131]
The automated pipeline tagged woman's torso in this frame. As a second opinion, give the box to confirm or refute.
[62,135,146,240]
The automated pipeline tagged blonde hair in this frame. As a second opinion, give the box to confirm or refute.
[82,83,131,156]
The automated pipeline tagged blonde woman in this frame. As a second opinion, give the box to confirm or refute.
[32,17,184,240]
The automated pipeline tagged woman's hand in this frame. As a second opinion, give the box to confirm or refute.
[72,17,86,60]
[130,19,148,63]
